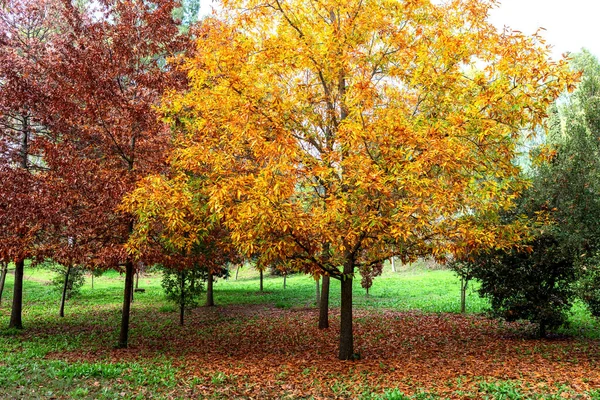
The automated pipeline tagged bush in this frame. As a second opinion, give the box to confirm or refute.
[467,234,577,337]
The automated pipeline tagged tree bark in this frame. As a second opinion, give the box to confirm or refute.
[338,261,354,360]
[391,257,396,272]
[283,273,287,289]
[460,277,467,314]
[59,264,71,318]
[206,269,214,307]
[235,264,240,280]
[91,272,94,290]
[117,259,135,348]
[180,270,185,326]
[539,321,546,339]
[135,269,139,290]
[318,274,330,329]
[9,259,25,329]
[315,277,321,308]
[259,269,263,292]
[0,262,8,304]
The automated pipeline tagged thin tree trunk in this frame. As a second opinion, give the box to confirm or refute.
[259,269,263,292]
[180,270,185,326]
[315,277,321,308]
[118,259,135,348]
[391,257,396,272]
[460,277,467,314]
[539,321,546,338]
[135,269,139,289]
[235,264,240,280]
[339,261,354,360]
[206,270,214,307]
[0,262,8,304]
[59,264,72,318]
[318,274,330,329]
[283,273,287,289]
[91,272,94,290]
[9,259,25,329]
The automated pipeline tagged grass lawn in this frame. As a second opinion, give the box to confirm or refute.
[0,262,599,399]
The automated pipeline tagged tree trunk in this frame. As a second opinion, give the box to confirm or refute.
[319,274,330,329]
[117,259,135,348]
[0,262,8,304]
[391,257,396,272]
[59,264,72,318]
[539,321,546,339]
[338,262,354,360]
[9,259,25,329]
[180,270,185,326]
[206,269,214,307]
[91,272,94,290]
[259,269,263,292]
[315,277,321,308]
[283,273,287,289]
[135,269,139,290]
[235,264,240,280]
[460,277,467,314]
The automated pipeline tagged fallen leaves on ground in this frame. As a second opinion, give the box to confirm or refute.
[42,305,600,399]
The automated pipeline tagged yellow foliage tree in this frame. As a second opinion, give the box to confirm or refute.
[156,0,575,359]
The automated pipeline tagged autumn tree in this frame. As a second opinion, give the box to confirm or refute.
[0,0,57,329]
[2,0,190,345]
[122,173,240,311]
[158,0,572,359]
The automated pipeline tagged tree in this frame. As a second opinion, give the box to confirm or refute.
[532,50,600,318]
[0,260,7,304]
[1,0,190,345]
[122,173,240,309]
[49,263,85,317]
[158,0,574,359]
[0,0,56,329]
[161,266,204,325]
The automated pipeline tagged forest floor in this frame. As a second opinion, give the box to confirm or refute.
[0,264,599,399]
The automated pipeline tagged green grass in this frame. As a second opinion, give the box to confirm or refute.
[0,262,599,399]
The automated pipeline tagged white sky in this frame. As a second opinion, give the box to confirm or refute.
[199,0,600,59]
[488,0,600,59]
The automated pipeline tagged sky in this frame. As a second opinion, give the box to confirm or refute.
[198,0,600,60]
[488,0,600,59]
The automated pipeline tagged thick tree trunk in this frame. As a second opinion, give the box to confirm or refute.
[460,277,467,314]
[259,269,263,292]
[0,262,8,304]
[117,260,135,348]
[315,277,321,308]
[319,274,330,329]
[339,263,354,360]
[59,264,71,318]
[180,270,185,326]
[9,259,25,329]
[206,270,214,307]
